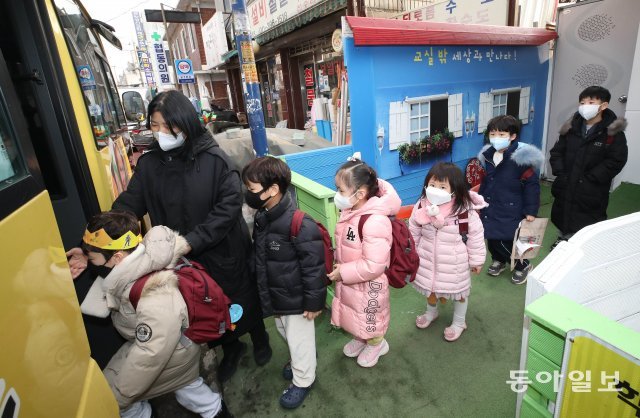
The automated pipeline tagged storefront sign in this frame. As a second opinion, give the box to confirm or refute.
[202,12,229,68]
[174,59,195,84]
[303,63,315,111]
[398,0,508,26]
[151,42,172,85]
[332,28,343,53]
[247,0,323,36]
[132,11,156,87]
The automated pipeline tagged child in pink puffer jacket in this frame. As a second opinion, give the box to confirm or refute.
[328,159,401,368]
[409,162,487,342]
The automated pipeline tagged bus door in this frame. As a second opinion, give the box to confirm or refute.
[1,0,128,249]
[0,46,118,417]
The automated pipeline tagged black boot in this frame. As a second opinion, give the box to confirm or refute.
[218,339,247,383]
[250,322,272,366]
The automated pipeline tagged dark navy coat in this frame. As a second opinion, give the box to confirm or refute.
[549,109,628,234]
[478,141,544,240]
[252,193,327,317]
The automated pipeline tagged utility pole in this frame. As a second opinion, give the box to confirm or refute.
[231,0,268,156]
[160,3,178,88]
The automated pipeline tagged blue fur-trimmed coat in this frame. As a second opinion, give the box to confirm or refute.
[478,141,544,240]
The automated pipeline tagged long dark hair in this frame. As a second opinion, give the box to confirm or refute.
[336,159,379,199]
[421,162,471,214]
[146,90,207,154]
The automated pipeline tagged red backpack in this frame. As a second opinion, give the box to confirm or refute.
[129,258,232,344]
[290,209,333,286]
[358,214,419,289]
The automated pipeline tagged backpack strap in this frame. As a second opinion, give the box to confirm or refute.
[520,167,535,181]
[290,209,305,240]
[129,275,151,310]
[457,211,469,244]
[357,214,372,241]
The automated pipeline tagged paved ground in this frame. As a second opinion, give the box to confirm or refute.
[149,182,640,417]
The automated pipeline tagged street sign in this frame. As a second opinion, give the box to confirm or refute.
[144,10,201,23]
[174,59,195,84]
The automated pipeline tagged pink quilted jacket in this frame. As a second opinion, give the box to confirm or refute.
[408,192,487,295]
[330,179,401,340]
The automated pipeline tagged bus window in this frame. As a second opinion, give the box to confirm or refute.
[0,98,27,190]
[54,0,124,148]
[122,91,146,123]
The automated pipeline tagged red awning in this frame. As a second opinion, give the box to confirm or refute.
[345,16,558,47]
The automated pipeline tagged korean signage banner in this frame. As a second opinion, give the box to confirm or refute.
[398,0,508,26]
[132,11,156,87]
[303,63,315,113]
[151,42,172,85]
[174,59,195,84]
[247,0,323,37]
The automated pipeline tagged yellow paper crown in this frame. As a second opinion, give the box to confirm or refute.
[83,228,142,250]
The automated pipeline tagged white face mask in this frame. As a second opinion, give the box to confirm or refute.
[425,186,453,206]
[154,131,186,151]
[489,136,512,151]
[578,104,601,121]
[334,191,357,210]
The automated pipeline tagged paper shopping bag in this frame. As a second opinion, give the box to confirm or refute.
[510,218,549,271]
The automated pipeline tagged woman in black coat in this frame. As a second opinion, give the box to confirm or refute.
[70,91,271,382]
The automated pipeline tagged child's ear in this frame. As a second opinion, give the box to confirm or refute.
[601,101,609,110]
[269,183,280,197]
[510,133,517,141]
[112,251,127,265]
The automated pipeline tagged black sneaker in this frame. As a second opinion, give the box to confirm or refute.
[280,384,311,409]
[487,261,506,276]
[511,264,532,285]
[218,341,247,383]
[282,360,293,380]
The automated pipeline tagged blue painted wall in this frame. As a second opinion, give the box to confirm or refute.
[344,37,551,204]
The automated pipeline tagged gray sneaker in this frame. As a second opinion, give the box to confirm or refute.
[511,264,532,285]
[487,261,506,276]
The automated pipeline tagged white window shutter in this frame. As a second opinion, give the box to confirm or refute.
[389,101,410,150]
[519,87,531,125]
[478,92,491,133]
[448,93,463,138]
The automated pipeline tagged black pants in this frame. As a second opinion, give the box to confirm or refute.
[487,239,529,271]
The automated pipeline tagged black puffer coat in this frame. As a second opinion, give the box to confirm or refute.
[252,193,327,317]
[549,109,628,234]
[112,132,263,339]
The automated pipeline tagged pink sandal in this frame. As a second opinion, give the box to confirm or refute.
[444,323,467,342]
[415,312,439,329]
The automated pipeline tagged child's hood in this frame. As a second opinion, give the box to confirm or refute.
[478,142,544,170]
[340,179,401,222]
[102,226,190,309]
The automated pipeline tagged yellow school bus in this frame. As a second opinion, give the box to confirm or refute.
[0,0,132,416]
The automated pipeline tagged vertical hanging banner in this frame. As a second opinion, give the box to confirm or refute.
[232,0,268,156]
[303,63,315,117]
[150,32,172,85]
[132,11,156,87]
